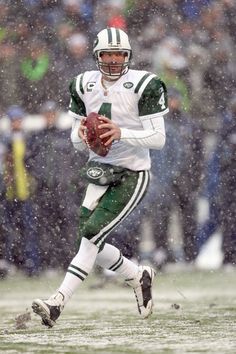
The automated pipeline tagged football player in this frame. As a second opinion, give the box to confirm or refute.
[32,27,169,327]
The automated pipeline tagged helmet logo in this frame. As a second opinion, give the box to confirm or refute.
[93,37,99,49]
[123,82,133,89]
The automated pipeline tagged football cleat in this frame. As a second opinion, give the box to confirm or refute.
[126,265,156,319]
[32,292,64,328]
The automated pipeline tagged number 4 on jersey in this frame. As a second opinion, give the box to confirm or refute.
[158,92,166,110]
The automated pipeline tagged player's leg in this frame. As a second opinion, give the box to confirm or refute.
[93,170,155,318]
[32,170,154,325]
[96,242,155,318]
[32,184,109,327]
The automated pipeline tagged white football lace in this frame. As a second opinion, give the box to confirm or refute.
[84,128,91,149]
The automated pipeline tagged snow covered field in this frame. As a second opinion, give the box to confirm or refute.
[0,269,235,354]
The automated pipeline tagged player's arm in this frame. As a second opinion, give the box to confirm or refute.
[68,77,88,151]
[100,77,168,149]
[99,115,165,149]
[119,115,166,149]
[120,77,168,149]
[70,116,88,151]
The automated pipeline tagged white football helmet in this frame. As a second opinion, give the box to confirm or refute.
[93,27,132,79]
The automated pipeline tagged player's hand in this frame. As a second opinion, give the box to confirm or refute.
[78,118,87,142]
[98,116,121,146]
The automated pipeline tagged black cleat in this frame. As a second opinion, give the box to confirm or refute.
[32,292,64,328]
[126,266,156,318]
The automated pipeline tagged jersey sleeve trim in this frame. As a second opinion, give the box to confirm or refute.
[137,74,156,97]
[69,76,86,116]
[134,73,152,93]
[79,73,85,94]
[75,73,85,95]
[139,109,169,120]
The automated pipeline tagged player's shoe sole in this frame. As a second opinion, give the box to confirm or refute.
[32,299,60,328]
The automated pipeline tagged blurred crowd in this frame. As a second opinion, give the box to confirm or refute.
[0,0,235,278]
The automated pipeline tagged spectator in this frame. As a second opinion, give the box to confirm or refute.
[18,39,60,113]
[1,105,41,276]
[146,88,203,267]
[25,100,87,271]
[55,32,95,108]
[152,36,190,112]
[223,0,236,44]
[178,0,213,21]
[203,33,235,118]
[106,1,127,30]
[195,146,221,255]
[219,96,236,267]
[62,0,94,34]
[0,127,9,278]
[0,39,22,113]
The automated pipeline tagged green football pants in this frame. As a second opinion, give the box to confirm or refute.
[78,170,150,249]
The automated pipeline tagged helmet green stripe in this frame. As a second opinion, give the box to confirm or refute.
[107,27,112,45]
[116,28,121,45]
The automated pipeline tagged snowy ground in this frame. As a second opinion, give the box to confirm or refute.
[0,268,235,354]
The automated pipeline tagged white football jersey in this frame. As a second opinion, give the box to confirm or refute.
[69,69,168,170]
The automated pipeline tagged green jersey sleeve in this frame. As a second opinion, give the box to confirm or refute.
[68,77,86,116]
[138,77,168,117]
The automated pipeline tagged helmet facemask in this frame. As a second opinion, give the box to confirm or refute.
[95,50,131,80]
[93,28,132,80]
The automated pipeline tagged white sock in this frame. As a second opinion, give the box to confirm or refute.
[96,243,139,280]
[58,237,99,304]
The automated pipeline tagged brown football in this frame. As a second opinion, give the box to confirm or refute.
[84,112,112,157]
